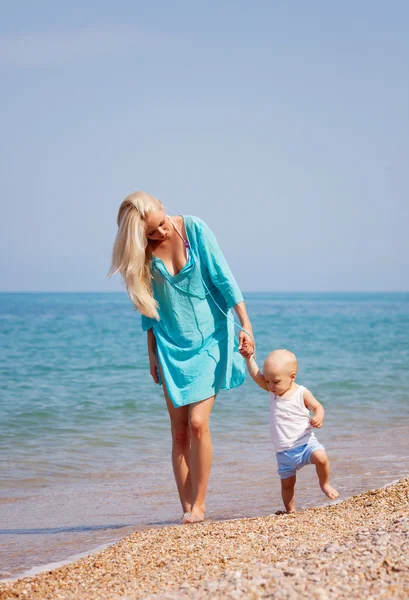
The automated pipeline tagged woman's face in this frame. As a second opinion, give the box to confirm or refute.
[145,209,171,242]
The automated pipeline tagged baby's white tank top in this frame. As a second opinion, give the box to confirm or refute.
[269,385,313,452]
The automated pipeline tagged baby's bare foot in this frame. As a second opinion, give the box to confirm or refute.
[321,483,339,500]
[274,509,296,515]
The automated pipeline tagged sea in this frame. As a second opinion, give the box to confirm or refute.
[1,292,408,579]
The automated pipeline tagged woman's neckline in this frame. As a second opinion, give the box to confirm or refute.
[151,216,191,278]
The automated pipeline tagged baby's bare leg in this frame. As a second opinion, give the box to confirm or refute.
[310,450,339,500]
[281,475,297,513]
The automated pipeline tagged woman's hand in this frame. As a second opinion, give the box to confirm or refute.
[238,330,255,358]
[149,352,159,384]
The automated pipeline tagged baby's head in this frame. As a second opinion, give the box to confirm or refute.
[263,349,298,395]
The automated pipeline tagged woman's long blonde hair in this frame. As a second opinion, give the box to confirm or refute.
[108,191,162,319]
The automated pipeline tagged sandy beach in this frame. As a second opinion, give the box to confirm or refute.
[0,478,408,599]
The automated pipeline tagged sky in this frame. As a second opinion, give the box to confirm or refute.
[1,1,408,293]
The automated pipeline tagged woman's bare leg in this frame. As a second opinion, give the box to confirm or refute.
[162,373,192,514]
[185,395,215,522]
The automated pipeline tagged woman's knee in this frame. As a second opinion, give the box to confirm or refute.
[189,416,209,440]
[171,422,189,446]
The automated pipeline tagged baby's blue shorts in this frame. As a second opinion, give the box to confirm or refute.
[276,436,325,480]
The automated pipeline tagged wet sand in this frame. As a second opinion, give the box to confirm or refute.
[0,478,408,599]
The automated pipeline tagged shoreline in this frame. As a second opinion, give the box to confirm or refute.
[2,474,405,584]
[1,478,408,599]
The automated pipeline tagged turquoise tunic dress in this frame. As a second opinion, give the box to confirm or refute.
[141,216,245,408]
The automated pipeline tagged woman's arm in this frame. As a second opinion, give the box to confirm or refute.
[141,314,159,383]
[233,301,255,358]
[196,219,255,356]
[147,329,159,384]
[196,219,244,310]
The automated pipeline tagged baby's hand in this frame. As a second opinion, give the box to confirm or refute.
[310,415,323,428]
[239,341,252,358]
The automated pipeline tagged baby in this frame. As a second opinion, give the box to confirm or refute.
[246,349,338,513]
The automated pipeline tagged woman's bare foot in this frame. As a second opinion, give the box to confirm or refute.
[183,505,205,524]
[183,511,204,524]
[321,483,339,500]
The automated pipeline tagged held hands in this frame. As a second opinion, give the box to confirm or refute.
[238,330,255,359]
[149,352,159,384]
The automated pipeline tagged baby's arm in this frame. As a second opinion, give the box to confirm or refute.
[245,356,269,391]
[303,388,325,428]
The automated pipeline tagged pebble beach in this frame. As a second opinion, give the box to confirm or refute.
[1,478,408,599]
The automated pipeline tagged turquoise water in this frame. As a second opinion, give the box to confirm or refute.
[1,292,409,578]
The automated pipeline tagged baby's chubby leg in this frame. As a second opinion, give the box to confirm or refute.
[280,475,297,513]
[310,450,339,500]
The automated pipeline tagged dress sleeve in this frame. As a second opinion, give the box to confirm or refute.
[141,314,156,331]
[197,220,244,309]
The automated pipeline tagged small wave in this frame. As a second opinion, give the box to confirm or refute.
[0,524,131,536]
[1,540,115,582]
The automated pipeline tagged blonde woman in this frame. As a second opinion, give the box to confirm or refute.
[109,192,254,523]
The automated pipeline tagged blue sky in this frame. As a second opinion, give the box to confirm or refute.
[1,1,408,292]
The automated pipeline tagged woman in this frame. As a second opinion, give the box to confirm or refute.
[109,191,254,523]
